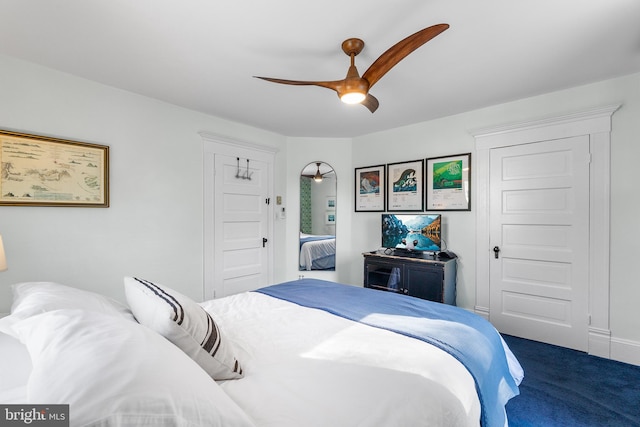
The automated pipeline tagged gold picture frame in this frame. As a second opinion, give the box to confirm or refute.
[0,130,109,207]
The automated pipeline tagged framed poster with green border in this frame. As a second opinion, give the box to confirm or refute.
[425,152,470,211]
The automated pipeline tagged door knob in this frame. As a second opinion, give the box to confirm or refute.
[493,246,500,259]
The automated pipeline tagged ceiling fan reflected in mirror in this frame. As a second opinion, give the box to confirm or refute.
[254,24,449,113]
[302,162,332,183]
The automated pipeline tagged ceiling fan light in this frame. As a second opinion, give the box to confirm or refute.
[313,163,323,182]
[340,91,366,104]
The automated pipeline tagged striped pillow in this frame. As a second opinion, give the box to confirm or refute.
[124,277,243,380]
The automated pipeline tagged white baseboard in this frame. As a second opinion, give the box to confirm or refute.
[610,337,640,366]
[588,326,611,359]
[473,306,490,321]
[475,312,640,367]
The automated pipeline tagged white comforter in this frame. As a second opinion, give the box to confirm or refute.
[299,237,335,270]
[201,291,481,427]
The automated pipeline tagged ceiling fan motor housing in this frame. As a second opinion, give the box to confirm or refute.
[339,70,370,99]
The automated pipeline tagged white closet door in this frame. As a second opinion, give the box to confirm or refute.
[489,135,590,351]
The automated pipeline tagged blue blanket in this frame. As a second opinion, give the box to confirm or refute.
[256,279,519,427]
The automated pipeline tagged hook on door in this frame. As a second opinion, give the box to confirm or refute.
[235,157,254,180]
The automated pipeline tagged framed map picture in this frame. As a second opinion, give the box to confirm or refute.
[0,130,109,207]
[425,153,471,211]
[386,159,424,212]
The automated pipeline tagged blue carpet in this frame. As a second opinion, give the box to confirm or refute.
[503,335,640,426]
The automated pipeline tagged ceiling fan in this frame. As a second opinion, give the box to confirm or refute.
[302,162,332,182]
[254,24,449,113]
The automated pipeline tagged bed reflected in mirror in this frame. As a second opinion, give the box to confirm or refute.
[299,162,336,271]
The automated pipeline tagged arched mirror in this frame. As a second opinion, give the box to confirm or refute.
[299,162,336,271]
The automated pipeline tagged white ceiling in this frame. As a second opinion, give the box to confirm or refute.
[1,0,639,138]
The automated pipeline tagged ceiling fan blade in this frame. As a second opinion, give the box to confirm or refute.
[362,23,449,89]
[362,94,379,113]
[254,76,344,92]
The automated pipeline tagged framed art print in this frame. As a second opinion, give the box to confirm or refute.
[386,159,424,212]
[354,164,385,212]
[325,211,336,225]
[0,129,109,207]
[326,196,336,210]
[425,152,471,211]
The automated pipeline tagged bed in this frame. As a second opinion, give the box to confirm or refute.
[0,278,523,427]
[299,233,335,270]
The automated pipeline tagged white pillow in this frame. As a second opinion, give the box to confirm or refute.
[12,309,256,427]
[124,277,244,380]
[10,281,134,321]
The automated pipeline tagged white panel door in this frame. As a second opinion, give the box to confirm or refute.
[213,154,270,298]
[489,136,590,351]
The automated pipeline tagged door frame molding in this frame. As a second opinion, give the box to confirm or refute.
[471,104,620,358]
[201,132,278,300]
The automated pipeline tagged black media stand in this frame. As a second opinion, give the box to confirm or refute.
[363,250,457,305]
[391,248,431,258]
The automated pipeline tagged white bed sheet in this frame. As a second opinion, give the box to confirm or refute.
[201,291,481,427]
[0,331,31,403]
[299,236,335,270]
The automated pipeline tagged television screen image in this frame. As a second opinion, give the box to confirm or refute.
[382,214,441,252]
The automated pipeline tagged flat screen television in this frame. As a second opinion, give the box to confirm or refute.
[381,214,441,253]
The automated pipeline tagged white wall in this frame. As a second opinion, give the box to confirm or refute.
[2,52,639,361]
[350,72,640,356]
[310,175,336,236]
[0,54,286,311]
[285,137,353,284]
